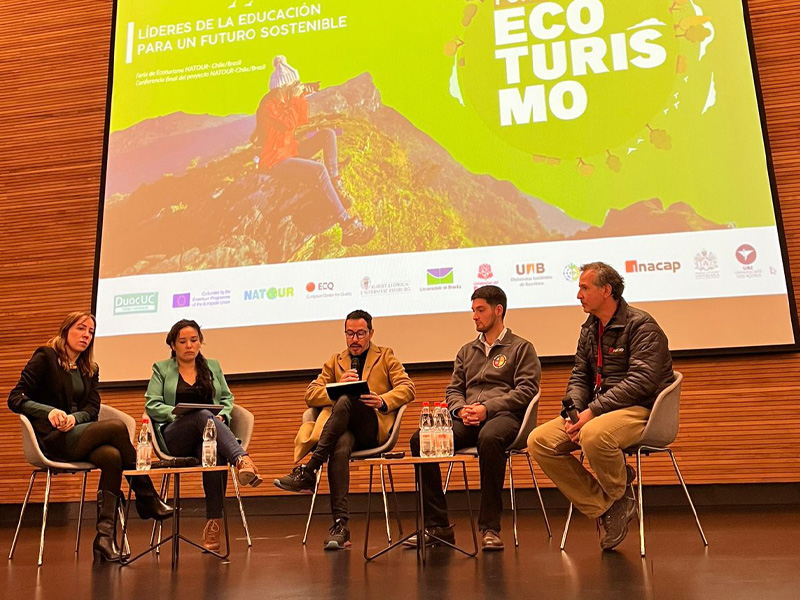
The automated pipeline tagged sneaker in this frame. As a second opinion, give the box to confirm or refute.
[324,519,351,550]
[481,529,504,552]
[202,518,221,552]
[402,524,456,548]
[273,465,316,493]
[341,217,376,247]
[599,494,637,551]
[235,455,263,488]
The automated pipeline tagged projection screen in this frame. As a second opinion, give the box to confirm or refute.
[93,0,797,382]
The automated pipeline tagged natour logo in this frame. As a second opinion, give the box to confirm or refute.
[563,263,580,282]
[306,282,335,293]
[478,263,494,280]
[114,292,158,315]
[451,0,716,168]
[625,260,680,273]
[516,263,546,275]
[735,244,757,265]
[243,287,294,301]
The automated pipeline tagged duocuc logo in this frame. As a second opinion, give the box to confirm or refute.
[114,292,158,315]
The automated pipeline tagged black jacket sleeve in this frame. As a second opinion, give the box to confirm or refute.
[8,348,49,413]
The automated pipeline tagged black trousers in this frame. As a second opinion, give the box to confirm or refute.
[307,394,379,522]
[409,411,521,532]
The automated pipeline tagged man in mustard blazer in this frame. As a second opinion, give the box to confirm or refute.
[274,309,414,550]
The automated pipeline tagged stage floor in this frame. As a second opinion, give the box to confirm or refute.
[2,505,798,599]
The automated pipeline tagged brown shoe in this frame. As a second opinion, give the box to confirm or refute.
[202,518,221,552]
[481,529,504,551]
[235,455,263,487]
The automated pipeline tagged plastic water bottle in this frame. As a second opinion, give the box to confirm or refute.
[136,418,152,470]
[432,403,445,458]
[419,402,433,458]
[202,418,217,467]
[442,404,454,457]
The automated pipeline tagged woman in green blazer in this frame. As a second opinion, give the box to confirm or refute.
[145,319,261,551]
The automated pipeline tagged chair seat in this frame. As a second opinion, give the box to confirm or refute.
[34,459,95,472]
[455,447,479,457]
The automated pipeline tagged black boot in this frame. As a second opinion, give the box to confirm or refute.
[127,476,174,521]
[93,490,122,563]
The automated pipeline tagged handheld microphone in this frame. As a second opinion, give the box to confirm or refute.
[561,398,580,424]
[350,356,360,379]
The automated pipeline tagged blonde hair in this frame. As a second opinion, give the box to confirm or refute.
[47,311,98,377]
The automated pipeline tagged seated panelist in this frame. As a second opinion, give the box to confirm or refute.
[8,311,172,563]
[274,309,415,550]
[145,319,261,552]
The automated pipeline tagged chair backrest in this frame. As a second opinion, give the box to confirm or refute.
[99,404,136,440]
[230,404,255,452]
[508,391,541,451]
[351,403,409,459]
[637,371,683,449]
[142,411,175,460]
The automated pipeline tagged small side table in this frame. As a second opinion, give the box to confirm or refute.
[362,456,478,565]
[120,466,230,568]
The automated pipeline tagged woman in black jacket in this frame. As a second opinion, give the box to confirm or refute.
[8,311,172,562]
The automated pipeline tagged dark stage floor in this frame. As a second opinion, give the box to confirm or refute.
[2,504,798,600]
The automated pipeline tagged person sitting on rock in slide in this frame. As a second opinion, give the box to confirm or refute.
[251,55,375,247]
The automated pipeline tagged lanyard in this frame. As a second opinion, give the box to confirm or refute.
[594,320,604,397]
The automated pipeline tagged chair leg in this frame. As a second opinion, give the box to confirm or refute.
[155,473,170,555]
[508,455,518,547]
[525,451,551,537]
[230,464,252,547]
[150,473,169,548]
[38,470,52,566]
[379,464,392,543]
[75,471,88,553]
[443,462,454,495]
[9,471,37,559]
[637,450,645,556]
[302,466,323,545]
[387,465,403,537]
[668,449,708,547]
[560,452,583,550]
[118,503,131,556]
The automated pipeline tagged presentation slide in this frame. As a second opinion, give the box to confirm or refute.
[94,0,796,381]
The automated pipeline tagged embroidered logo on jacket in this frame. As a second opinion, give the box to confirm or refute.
[492,355,507,368]
[609,347,625,355]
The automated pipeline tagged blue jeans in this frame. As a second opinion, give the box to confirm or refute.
[163,409,246,519]
[269,128,348,222]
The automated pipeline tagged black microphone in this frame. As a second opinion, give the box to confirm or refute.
[350,356,360,379]
[561,398,580,424]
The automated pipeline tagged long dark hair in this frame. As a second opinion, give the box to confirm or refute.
[165,319,213,399]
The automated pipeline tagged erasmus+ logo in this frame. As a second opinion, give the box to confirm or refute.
[114,292,158,315]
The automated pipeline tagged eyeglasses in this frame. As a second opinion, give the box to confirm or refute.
[344,330,369,340]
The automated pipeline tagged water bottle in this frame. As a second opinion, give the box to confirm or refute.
[202,418,217,467]
[136,418,152,470]
[442,403,454,457]
[432,403,445,457]
[419,402,433,458]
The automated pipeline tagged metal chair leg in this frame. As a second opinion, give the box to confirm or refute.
[38,470,52,566]
[150,473,169,548]
[155,473,170,555]
[508,455,518,547]
[75,471,88,553]
[668,449,708,547]
[117,504,131,556]
[229,464,252,546]
[302,467,323,545]
[637,450,645,556]
[9,471,37,559]
[386,465,403,537]
[443,462,454,494]
[379,464,392,543]
[525,451,551,537]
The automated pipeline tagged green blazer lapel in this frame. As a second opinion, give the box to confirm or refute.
[162,360,180,407]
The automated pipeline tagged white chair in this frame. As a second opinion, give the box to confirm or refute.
[302,404,408,545]
[147,404,254,548]
[8,404,135,566]
[560,371,708,556]
[442,393,552,546]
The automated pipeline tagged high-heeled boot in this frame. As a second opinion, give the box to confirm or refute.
[93,490,122,563]
[127,476,174,521]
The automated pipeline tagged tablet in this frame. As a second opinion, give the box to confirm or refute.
[325,380,370,402]
[171,403,223,417]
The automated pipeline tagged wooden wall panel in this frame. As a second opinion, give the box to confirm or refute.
[1,0,799,504]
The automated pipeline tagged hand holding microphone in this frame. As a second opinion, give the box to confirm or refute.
[341,356,360,382]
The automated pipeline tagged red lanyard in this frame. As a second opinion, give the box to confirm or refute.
[595,320,604,392]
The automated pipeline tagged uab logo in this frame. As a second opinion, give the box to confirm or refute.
[114,292,158,315]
